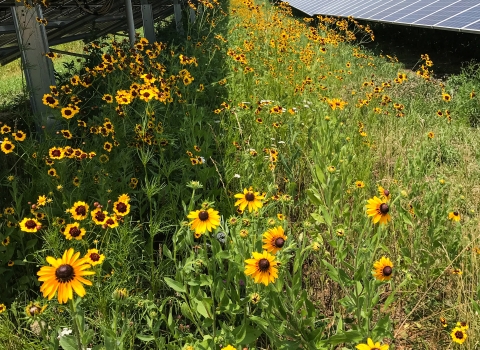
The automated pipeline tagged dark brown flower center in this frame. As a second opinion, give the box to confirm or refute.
[51,150,61,157]
[90,253,100,261]
[75,206,86,216]
[25,220,37,229]
[245,192,255,201]
[69,227,81,237]
[454,211,459,216]
[106,218,114,225]
[383,189,390,197]
[116,202,127,213]
[383,266,392,276]
[379,203,389,214]
[95,211,106,222]
[46,96,55,104]
[64,109,72,116]
[455,331,464,339]
[55,264,75,282]
[198,211,209,221]
[258,258,270,272]
[274,237,285,248]
[5,143,12,150]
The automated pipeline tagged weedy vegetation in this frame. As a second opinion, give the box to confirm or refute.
[0,0,480,349]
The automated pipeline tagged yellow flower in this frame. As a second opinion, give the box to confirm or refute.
[221,346,236,350]
[355,181,365,188]
[262,226,287,254]
[84,249,105,266]
[366,196,391,225]
[244,251,278,286]
[68,201,89,220]
[1,138,15,154]
[19,217,41,233]
[25,302,47,317]
[63,222,86,240]
[356,338,389,350]
[372,256,393,282]
[448,211,460,222]
[37,248,95,304]
[234,188,265,212]
[0,303,6,313]
[187,208,220,237]
[451,327,467,344]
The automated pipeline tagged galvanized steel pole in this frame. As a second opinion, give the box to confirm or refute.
[124,0,136,47]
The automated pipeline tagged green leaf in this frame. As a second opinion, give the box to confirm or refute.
[137,334,155,342]
[82,329,94,345]
[163,244,172,260]
[59,335,78,350]
[196,299,212,319]
[233,322,247,343]
[164,277,186,293]
[25,238,38,250]
[323,330,363,346]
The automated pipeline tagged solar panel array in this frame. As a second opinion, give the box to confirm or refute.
[283,0,480,33]
[0,0,174,65]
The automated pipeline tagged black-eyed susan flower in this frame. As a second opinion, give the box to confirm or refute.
[1,138,15,154]
[327,165,336,173]
[372,256,393,282]
[0,304,6,313]
[356,338,389,350]
[355,181,365,188]
[442,92,451,102]
[277,213,285,221]
[451,326,467,344]
[457,321,468,330]
[221,346,236,350]
[366,196,391,225]
[13,130,26,141]
[68,201,89,220]
[187,208,220,237]
[244,251,278,286]
[84,249,105,266]
[427,131,434,139]
[19,217,41,233]
[37,248,95,304]
[448,211,460,222]
[262,226,287,254]
[91,208,108,225]
[60,130,72,139]
[63,222,86,240]
[440,317,448,328]
[102,94,113,103]
[25,302,47,317]
[8,260,14,266]
[234,188,265,212]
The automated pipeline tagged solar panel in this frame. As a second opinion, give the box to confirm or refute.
[414,0,479,25]
[283,0,480,33]
[438,5,480,28]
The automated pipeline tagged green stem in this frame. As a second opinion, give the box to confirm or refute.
[69,299,83,350]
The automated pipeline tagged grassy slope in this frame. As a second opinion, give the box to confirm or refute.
[223,0,480,348]
[0,41,85,106]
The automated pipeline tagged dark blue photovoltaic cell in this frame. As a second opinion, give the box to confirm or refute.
[381,1,433,21]
[465,20,480,30]
[368,0,412,20]
[281,0,480,33]
[348,0,385,17]
[437,4,480,28]
[327,1,376,17]
[397,0,454,23]
[358,0,400,19]
[414,0,479,25]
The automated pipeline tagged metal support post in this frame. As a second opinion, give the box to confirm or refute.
[12,3,55,132]
[140,0,156,43]
[173,0,184,34]
[124,0,136,47]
